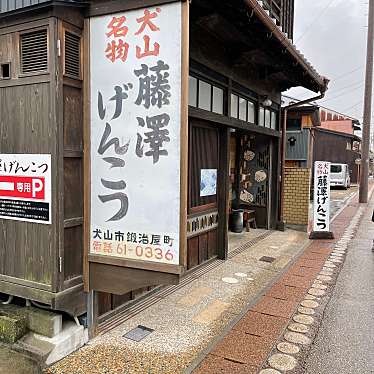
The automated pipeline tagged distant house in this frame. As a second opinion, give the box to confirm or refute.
[313,127,361,183]
[286,105,361,183]
[285,105,320,169]
[321,120,355,135]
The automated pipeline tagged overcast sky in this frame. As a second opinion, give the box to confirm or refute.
[286,0,370,121]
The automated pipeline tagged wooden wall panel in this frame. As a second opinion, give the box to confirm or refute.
[64,225,83,281]
[0,82,55,287]
[207,229,217,258]
[198,232,208,263]
[186,229,217,270]
[187,236,199,269]
[63,82,83,287]
[111,293,132,309]
[63,157,82,219]
[98,291,112,316]
[63,85,83,152]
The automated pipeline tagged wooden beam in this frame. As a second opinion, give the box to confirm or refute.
[89,254,183,274]
[87,0,187,17]
[89,263,179,295]
[188,107,281,138]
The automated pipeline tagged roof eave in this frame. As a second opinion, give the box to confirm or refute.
[0,0,87,19]
[243,0,329,93]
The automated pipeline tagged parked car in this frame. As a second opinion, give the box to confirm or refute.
[330,163,351,189]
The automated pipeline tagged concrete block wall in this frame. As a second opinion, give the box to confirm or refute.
[284,167,311,226]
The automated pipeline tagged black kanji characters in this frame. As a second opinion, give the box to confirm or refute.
[134,60,171,109]
[135,114,170,163]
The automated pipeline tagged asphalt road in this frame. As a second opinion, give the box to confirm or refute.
[303,196,374,374]
[329,186,358,219]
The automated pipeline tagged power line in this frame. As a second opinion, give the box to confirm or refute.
[319,84,364,103]
[331,65,365,82]
[327,80,364,94]
[295,0,337,44]
[296,68,365,101]
[343,100,363,112]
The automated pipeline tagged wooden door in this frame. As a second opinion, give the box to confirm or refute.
[187,120,222,269]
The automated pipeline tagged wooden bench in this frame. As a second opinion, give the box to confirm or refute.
[243,209,257,231]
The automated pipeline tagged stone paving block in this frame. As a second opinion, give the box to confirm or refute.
[177,287,213,307]
[272,256,292,270]
[193,300,230,324]
[299,252,329,261]
[279,274,313,289]
[233,311,287,338]
[211,331,273,366]
[294,258,326,269]
[306,247,332,255]
[194,354,258,374]
[288,265,320,279]
[250,296,297,319]
[266,284,306,302]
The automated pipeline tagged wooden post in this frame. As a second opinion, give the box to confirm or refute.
[218,128,230,260]
[87,290,98,338]
[179,0,189,269]
[83,18,91,292]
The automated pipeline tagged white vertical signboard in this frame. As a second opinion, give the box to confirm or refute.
[90,3,182,266]
[313,161,331,233]
[0,154,52,224]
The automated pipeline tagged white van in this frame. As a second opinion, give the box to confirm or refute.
[330,163,350,189]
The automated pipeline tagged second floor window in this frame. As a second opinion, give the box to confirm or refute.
[189,75,224,115]
[231,94,256,124]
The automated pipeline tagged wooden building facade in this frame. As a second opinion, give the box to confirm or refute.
[0,0,327,332]
[286,106,361,183]
[313,128,361,184]
[0,2,85,316]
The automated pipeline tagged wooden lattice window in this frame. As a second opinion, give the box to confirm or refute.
[20,29,48,74]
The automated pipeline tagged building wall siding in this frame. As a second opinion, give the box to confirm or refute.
[286,129,309,161]
[314,130,360,183]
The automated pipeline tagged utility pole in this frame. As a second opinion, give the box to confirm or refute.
[359,0,374,203]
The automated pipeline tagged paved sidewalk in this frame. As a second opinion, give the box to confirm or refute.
[302,197,374,373]
[47,230,310,374]
[46,187,368,374]
[193,190,366,373]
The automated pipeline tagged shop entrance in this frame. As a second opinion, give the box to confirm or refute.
[228,131,274,252]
